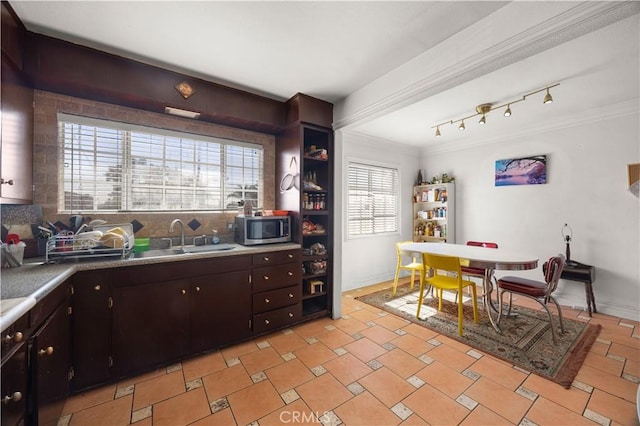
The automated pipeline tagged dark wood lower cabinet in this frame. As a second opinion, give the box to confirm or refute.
[112,278,190,378]
[190,271,251,354]
[1,343,27,426]
[71,271,111,391]
[29,301,71,426]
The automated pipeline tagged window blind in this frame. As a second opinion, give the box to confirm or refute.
[347,162,399,237]
[58,114,263,212]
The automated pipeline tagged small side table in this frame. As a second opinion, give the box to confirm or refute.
[560,262,597,316]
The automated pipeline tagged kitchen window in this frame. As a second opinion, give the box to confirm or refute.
[347,161,399,237]
[58,114,263,212]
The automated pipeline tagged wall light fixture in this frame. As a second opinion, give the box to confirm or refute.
[433,83,559,137]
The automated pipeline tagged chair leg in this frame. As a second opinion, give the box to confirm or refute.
[409,269,416,290]
[549,296,566,334]
[416,277,426,319]
[497,288,506,325]
[470,285,479,324]
[392,266,400,296]
[457,287,464,336]
[537,301,558,344]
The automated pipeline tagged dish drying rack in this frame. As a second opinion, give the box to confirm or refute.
[45,224,134,263]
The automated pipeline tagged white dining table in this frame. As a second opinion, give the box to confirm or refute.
[399,242,539,331]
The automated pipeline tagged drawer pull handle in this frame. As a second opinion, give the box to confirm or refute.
[264,319,270,325]
[195,286,201,292]
[288,293,294,298]
[263,275,269,280]
[3,392,22,404]
[263,256,269,261]
[264,298,270,303]
[94,285,101,291]
[288,313,294,318]
[38,346,54,356]
[181,289,187,295]
[288,254,293,258]
[288,271,294,276]
[4,331,23,344]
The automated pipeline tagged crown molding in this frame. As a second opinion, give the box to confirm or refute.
[334,1,640,131]
[339,129,420,156]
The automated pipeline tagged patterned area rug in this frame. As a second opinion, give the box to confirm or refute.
[356,283,601,388]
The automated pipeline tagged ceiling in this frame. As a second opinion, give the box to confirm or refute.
[9,1,640,149]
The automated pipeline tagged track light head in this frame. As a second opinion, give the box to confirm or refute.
[458,120,465,131]
[504,104,512,117]
[543,88,553,104]
[435,126,441,137]
[479,115,486,125]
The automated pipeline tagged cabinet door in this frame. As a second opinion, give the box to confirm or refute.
[0,59,33,203]
[30,302,71,426]
[190,270,251,354]
[112,279,190,378]
[71,271,111,391]
[1,343,27,426]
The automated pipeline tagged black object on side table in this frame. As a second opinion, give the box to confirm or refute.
[545,260,597,316]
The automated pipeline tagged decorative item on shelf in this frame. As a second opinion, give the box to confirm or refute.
[302,218,325,236]
[441,173,455,183]
[309,242,327,255]
[416,169,424,185]
[305,259,327,275]
[561,223,572,262]
[308,279,325,294]
[431,83,559,137]
[303,171,323,191]
[305,145,328,160]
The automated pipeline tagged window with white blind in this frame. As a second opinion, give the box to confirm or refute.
[58,114,263,212]
[347,161,399,237]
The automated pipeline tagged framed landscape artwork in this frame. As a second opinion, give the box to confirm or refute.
[495,155,547,186]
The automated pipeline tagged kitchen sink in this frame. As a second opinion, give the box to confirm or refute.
[131,244,236,259]
[131,248,184,259]
[179,244,236,254]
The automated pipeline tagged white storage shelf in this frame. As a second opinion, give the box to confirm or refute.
[412,183,455,243]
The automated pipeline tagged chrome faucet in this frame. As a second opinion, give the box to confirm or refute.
[169,219,185,247]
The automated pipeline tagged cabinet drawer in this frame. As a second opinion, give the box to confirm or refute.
[253,264,301,292]
[253,303,302,334]
[253,285,301,314]
[252,250,300,267]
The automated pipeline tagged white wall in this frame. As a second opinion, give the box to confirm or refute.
[334,131,421,300]
[421,112,639,320]
[335,109,639,322]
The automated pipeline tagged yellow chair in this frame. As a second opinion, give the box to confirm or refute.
[393,241,423,296]
[416,253,479,336]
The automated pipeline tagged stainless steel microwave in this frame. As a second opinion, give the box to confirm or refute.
[234,216,291,245]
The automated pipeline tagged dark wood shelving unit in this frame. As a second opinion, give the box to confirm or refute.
[276,94,334,322]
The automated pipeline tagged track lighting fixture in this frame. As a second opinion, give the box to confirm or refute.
[431,83,559,137]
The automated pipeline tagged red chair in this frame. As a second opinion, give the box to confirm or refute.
[496,254,566,344]
[461,241,498,296]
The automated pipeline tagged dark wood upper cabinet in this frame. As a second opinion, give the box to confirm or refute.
[22,32,287,134]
